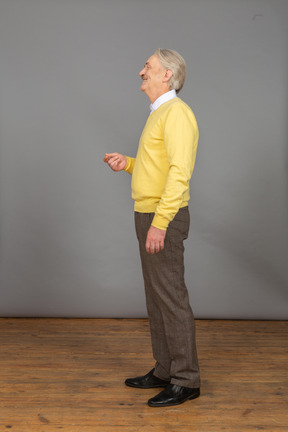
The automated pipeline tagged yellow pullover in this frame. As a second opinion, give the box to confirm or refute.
[124,97,199,230]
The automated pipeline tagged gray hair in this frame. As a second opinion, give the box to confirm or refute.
[155,48,186,94]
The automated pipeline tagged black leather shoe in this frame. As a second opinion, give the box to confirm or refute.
[148,384,200,407]
[125,368,170,389]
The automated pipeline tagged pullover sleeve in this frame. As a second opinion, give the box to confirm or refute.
[152,104,199,230]
[124,156,135,175]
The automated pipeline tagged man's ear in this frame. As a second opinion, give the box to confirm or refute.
[163,69,173,83]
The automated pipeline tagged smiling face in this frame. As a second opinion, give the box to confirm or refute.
[139,54,171,103]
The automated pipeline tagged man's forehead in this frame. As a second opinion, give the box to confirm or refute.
[145,54,161,67]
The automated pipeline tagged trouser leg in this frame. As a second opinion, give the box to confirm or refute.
[135,207,200,389]
[141,268,171,381]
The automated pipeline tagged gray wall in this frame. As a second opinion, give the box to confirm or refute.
[0,0,287,318]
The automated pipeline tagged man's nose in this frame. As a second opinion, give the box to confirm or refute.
[139,68,145,77]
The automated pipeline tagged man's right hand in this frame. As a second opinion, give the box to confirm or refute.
[103,153,127,172]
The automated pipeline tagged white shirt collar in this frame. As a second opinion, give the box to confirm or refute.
[149,89,177,114]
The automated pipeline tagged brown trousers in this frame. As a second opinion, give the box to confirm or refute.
[135,207,200,389]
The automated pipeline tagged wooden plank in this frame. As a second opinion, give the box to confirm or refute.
[0,318,287,431]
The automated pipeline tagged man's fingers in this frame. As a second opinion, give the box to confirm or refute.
[145,240,152,254]
[104,153,120,163]
[104,153,126,172]
[145,240,164,254]
[145,225,166,254]
[107,156,120,168]
[110,159,121,171]
[111,157,120,164]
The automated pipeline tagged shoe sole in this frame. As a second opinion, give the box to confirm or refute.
[125,381,169,389]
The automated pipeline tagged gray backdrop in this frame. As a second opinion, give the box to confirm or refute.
[0,0,287,318]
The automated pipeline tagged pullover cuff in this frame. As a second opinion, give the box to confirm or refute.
[124,156,135,175]
[151,214,169,231]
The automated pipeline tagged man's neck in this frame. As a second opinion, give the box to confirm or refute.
[149,90,177,115]
[148,86,171,104]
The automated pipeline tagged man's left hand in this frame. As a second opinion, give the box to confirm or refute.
[146,226,166,254]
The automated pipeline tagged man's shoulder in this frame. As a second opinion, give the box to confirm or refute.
[163,97,193,113]
[159,98,198,132]
[158,97,196,122]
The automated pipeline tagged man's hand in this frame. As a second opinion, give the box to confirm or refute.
[146,225,166,254]
[104,153,127,172]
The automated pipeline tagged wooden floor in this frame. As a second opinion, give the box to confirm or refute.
[0,319,287,431]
